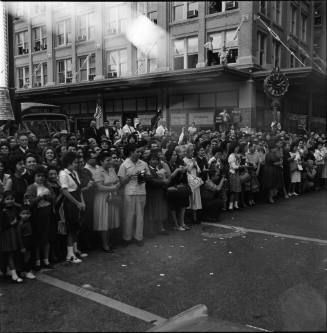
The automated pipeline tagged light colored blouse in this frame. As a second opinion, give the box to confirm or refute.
[59,169,81,192]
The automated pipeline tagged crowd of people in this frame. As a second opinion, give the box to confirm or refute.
[0,116,326,283]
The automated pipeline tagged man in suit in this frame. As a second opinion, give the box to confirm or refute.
[122,118,136,135]
[12,133,31,155]
[98,120,114,142]
[84,120,99,140]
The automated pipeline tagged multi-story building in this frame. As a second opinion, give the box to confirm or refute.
[7,1,327,133]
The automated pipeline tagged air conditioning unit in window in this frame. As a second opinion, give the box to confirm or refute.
[225,1,238,10]
[78,34,86,41]
[23,48,29,54]
[18,46,24,55]
[88,74,95,81]
[66,78,72,83]
[41,44,47,50]
[107,71,117,78]
[36,82,42,87]
[187,10,198,18]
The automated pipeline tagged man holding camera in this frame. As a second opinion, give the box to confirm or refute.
[118,143,150,246]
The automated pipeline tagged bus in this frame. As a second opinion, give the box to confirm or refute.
[19,102,70,137]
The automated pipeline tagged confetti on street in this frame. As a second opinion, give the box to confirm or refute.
[228,251,232,254]
[179,245,185,248]
[121,264,127,267]
[295,243,299,245]
[209,272,214,276]
[160,274,165,277]
[156,284,161,287]
[203,239,208,241]
[168,256,172,259]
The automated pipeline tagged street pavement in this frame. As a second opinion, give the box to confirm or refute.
[1,190,326,332]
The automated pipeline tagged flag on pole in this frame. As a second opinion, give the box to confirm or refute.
[94,104,103,129]
[233,16,245,40]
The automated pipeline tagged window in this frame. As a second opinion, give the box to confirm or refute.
[290,5,297,36]
[301,13,307,41]
[15,2,25,18]
[208,1,222,14]
[106,49,127,77]
[104,3,130,35]
[78,54,96,81]
[77,12,95,41]
[33,3,46,16]
[137,2,146,15]
[173,2,184,21]
[16,31,29,55]
[56,19,72,46]
[32,26,47,52]
[32,62,47,87]
[259,1,267,15]
[257,32,267,66]
[225,1,238,11]
[137,44,158,74]
[173,36,198,70]
[273,1,282,25]
[57,58,73,83]
[208,29,238,64]
[148,11,158,24]
[17,66,29,88]
[272,40,281,67]
[187,2,198,18]
[43,63,48,85]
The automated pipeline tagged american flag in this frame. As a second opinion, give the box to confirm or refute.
[94,104,102,119]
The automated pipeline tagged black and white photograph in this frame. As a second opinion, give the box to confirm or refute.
[0,1,326,331]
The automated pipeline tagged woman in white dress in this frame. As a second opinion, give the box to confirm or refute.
[183,144,202,225]
[93,152,120,252]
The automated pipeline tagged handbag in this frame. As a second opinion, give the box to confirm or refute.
[106,191,121,205]
[187,173,204,190]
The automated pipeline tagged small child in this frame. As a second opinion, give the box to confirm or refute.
[17,205,36,279]
[0,191,23,283]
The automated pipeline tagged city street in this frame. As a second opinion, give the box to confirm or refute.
[1,191,326,332]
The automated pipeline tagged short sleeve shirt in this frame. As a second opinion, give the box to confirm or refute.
[59,169,81,192]
[118,158,150,195]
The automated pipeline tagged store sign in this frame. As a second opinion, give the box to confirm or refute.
[189,112,213,126]
[171,113,187,126]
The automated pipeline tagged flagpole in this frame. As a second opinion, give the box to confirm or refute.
[256,15,306,67]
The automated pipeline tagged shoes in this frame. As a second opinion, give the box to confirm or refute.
[75,251,88,258]
[25,272,36,279]
[12,275,23,283]
[182,224,192,230]
[292,192,299,196]
[176,226,186,231]
[103,246,114,253]
[66,256,82,264]
[135,240,144,247]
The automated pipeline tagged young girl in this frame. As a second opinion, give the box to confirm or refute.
[25,166,55,270]
[289,143,302,196]
[17,205,36,279]
[0,191,23,283]
[227,143,242,210]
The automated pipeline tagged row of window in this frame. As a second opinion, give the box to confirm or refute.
[16,29,240,88]
[14,1,241,56]
[259,1,308,42]
[257,31,307,68]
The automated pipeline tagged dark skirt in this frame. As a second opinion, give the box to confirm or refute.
[261,165,284,190]
[0,226,20,252]
[63,191,82,234]
[167,184,190,210]
[32,205,52,246]
[229,172,241,193]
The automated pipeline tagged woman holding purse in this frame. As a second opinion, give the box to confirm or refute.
[183,144,203,225]
[93,152,120,253]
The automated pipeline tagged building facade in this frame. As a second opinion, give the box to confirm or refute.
[7,1,327,133]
